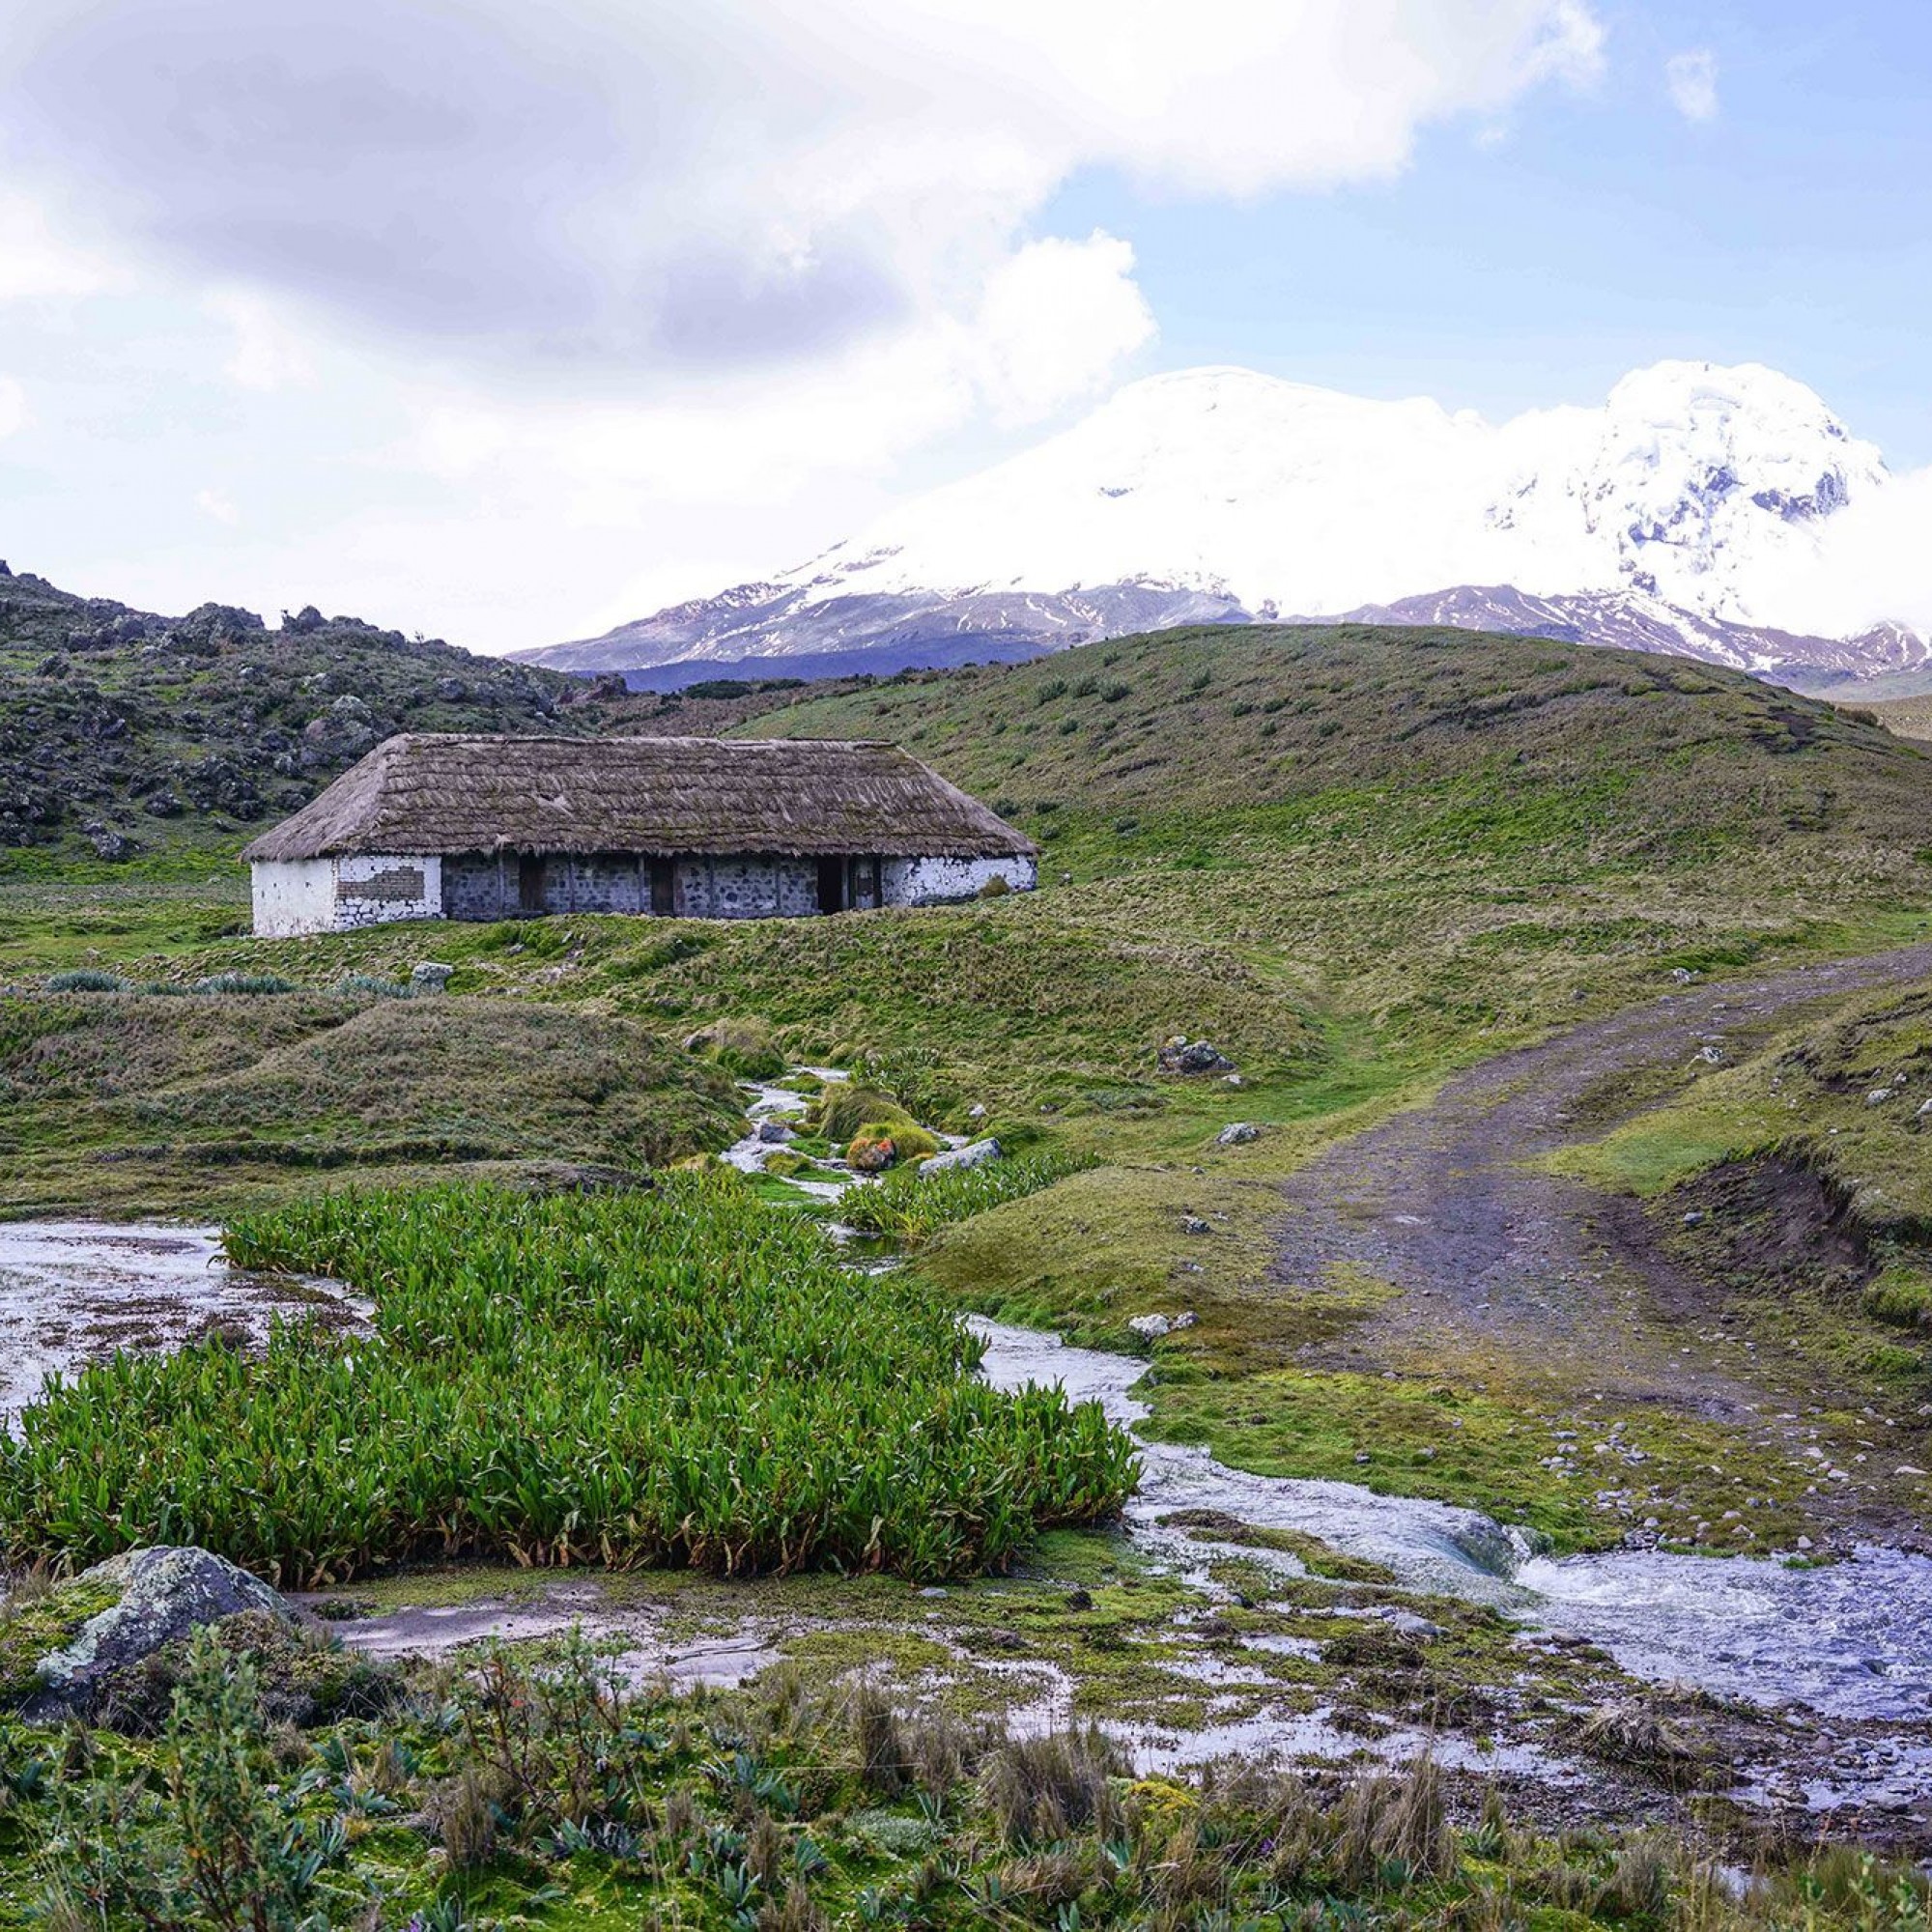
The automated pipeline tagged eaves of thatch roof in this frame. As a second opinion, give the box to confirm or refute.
[241,733,1037,864]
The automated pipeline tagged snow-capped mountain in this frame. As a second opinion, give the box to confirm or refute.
[522,361,1929,687]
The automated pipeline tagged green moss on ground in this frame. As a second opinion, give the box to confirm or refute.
[0,1576,119,1702]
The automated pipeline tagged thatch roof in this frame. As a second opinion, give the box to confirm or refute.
[242,734,1037,864]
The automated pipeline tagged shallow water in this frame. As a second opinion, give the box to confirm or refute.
[0,1220,361,1427]
[971,1318,1932,1725]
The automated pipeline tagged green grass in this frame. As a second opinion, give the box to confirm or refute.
[838,1147,1098,1245]
[7,621,1932,1557]
[0,1178,1137,1586]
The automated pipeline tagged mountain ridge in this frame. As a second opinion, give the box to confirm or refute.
[519,359,1927,689]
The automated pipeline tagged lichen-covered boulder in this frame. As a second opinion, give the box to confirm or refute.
[17,1546,298,1719]
[846,1131,899,1173]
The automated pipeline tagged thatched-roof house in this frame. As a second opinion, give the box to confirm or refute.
[242,733,1037,937]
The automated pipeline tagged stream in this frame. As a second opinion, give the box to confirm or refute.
[968,1319,1932,1728]
[5,1075,1929,1809]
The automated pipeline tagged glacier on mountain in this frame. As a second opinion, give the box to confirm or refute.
[523,360,1924,685]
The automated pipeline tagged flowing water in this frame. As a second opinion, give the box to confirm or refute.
[7,1078,1930,1806]
[971,1318,1932,1728]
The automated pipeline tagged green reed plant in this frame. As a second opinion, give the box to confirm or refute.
[839,1148,1097,1247]
[0,1177,1136,1587]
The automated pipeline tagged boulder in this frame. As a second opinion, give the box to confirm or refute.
[921,1137,1002,1176]
[20,1546,298,1719]
[756,1119,795,1144]
[410,961,455,995]
[1215,1122,1261,1147]
[1158,1038,1233,1076]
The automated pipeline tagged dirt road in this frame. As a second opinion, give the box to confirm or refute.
[1269,940,1932,1541]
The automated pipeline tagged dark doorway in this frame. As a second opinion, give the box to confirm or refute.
[816,857,845,915]
[518,854,546,914]
[649,857,675,916]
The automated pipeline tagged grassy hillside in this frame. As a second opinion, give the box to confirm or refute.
[5,619,1932,1566]
[13,622,1929,1194]
[0,989,742,1216]
[1870,693,1932,745]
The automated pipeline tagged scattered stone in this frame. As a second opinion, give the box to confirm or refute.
[967,1103,987,1121]
[409,961,454,995]
[86,825,135,861]
[1215,1122,1261,1147]
[1865,1088,1896,1107]
[920,1137,1002,1176]
[1682,1209,1705,1227]
[1127,1311,1197,1341]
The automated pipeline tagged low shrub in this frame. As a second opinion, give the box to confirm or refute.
[0,1177,1135,1585]
[192,972,296,997]
[43,969,126,993]
[336,971,412,1000]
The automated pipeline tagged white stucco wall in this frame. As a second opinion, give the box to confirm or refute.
[251,858,339,938]
[250,854,443,936]
[881,854,1037,906]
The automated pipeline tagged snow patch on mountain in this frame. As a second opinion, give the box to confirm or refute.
[522,360,1924,684]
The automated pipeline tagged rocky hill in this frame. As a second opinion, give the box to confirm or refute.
[0,562,613,861]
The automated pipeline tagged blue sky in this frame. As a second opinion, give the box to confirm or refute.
[1052,1,1931,463]
[0,0,1924,650]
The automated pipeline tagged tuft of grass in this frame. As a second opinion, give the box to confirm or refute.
[191,971,295,996]
[839,1147,1097,1246]
[43,967,127,993]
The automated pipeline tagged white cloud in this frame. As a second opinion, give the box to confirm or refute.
[0,191,119,300]
[0,1,1610,648]
[207,291,318,392]
[1665,48,1719,124]
[1,1,1605,377]
[0,377,26,436]
[1759,467,1932,639]
[194,487,241,526]
[969,234,1157,428]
